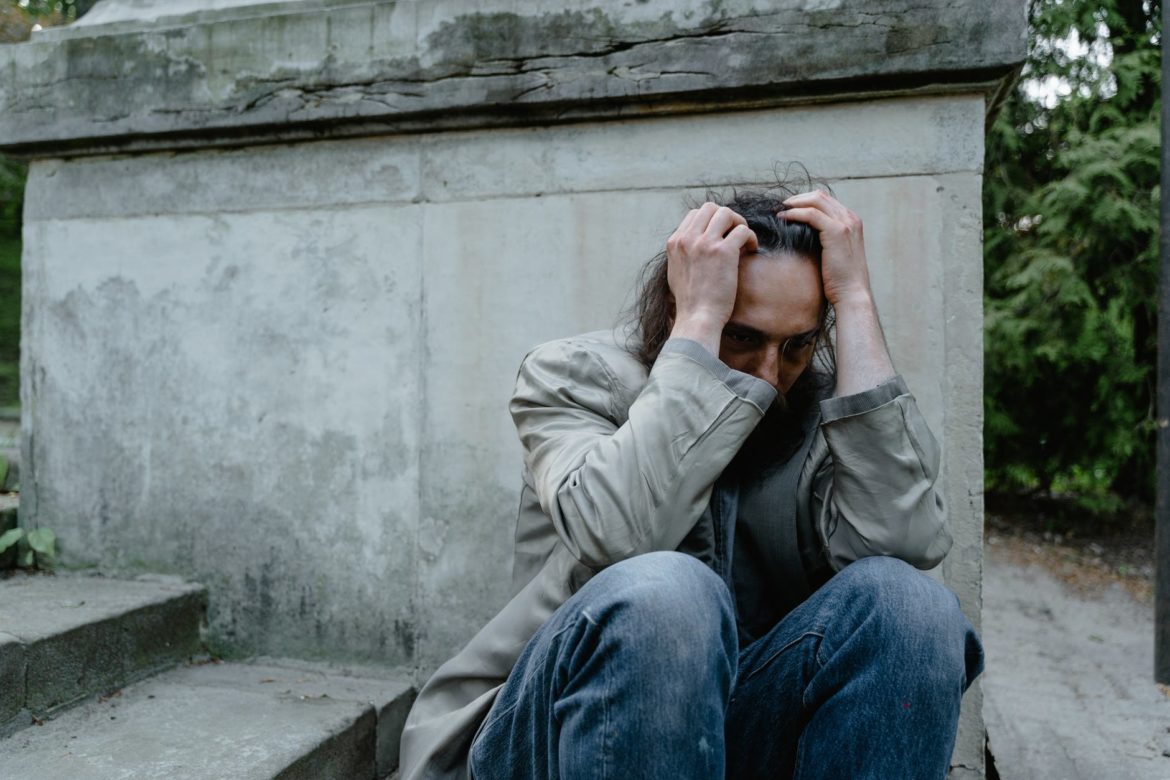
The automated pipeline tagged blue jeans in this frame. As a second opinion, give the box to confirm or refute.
[469,551,984,779]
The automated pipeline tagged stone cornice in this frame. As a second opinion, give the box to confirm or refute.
[0,0,1026,158]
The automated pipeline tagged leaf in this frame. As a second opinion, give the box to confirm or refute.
[26,527,55,557]
[18,547,33,568]
[0,527,20,553]
[0,454,7,489]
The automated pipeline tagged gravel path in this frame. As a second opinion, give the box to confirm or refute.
[983,539,1170,779]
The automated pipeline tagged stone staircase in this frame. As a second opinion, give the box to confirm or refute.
[0,571,415,779]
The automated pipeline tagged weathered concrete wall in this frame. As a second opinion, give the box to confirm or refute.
[4,1,1024,776]
[1,0,1024,155]
[20,95,989,772]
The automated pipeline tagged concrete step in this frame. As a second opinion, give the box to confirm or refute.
[0,572,206,734]
[0,658,416,780]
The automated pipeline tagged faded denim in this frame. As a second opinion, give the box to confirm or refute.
[468,551,984,780]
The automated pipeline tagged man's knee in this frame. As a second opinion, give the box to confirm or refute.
[833,556,954,613]
[830,556,982,685]
[585,551,735,654]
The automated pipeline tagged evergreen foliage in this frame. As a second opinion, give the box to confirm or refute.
[0,23,26,408]
[984,0,1161,512]
[0,0,92,406]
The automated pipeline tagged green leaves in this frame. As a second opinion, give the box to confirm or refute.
[0,157,25,240]
[983,0,1160,508]
[26,528,56,557]
[0,527,20,554]
[0,527,57,569]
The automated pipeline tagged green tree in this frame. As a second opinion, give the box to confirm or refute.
[5,1,95,30]
[984,0,1161,512]
[0,0,92,405]
[0,157,19,406]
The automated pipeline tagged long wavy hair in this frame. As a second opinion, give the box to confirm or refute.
[624,179,837,406]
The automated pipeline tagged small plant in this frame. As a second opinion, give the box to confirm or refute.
[0,526,55,570]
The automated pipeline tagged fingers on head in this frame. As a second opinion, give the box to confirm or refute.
[782,190,829,210]
[673,205,706,246]
[676,202,743,247]
[678,206,703,234]
[779,206,840,234]
[705,205,746,237]
[726,223,758,253]
[683,201,717,234]
[783,190,856,223]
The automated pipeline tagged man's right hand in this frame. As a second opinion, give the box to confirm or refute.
[665,202,758,357]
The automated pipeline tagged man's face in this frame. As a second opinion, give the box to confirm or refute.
[718,252,824,394]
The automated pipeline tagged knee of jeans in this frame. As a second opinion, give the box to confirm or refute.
[836,556,980,677]
[592,551,734,644]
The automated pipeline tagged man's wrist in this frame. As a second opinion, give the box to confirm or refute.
[669,314,724,357]
[658,338,777,412]
[830,288,877,313]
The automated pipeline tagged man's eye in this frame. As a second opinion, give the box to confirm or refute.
[725,331,756,344]
[783,335,816,354]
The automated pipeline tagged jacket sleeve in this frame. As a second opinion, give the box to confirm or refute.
[805,374,953,571]
[510,336,775,569]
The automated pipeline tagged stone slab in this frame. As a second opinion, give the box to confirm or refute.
[933,170,987,778]
[22,95,986,222]
[419,96,986,203]
[0,573,206,721]
[163,657,417,777]
[21,204,423,664]
[24,138,423,222]
[0,0,1026,155]
[982,544,1170,779]
[0,659,413,779]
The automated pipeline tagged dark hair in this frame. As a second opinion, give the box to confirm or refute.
[624,179,837,399]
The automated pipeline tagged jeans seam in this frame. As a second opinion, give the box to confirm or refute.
[471,694,521,771]
[474,639,564,759]
[793,630,828,780]
[742,629,825,684]
[601,637,612,780]
[793,725,812,780]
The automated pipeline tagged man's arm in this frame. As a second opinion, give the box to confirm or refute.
[667,201,758,354]
[512,204,768,569]
[511,335,772,569]
[782,190,949,569]
[780,190,896,397]
[804,378,953,571]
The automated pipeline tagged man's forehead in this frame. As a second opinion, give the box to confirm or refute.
[724,319,820,342]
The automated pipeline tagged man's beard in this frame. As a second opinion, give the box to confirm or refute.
[732,397,803,474]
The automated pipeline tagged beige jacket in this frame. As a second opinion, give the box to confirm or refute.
[399,330,952,780]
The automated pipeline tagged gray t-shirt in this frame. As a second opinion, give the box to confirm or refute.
[727,371,833,645]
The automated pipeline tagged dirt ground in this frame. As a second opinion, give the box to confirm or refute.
[984,512,1155,606]
[982,510,1170,780]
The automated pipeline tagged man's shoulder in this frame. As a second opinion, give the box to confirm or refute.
[518,328,649,407]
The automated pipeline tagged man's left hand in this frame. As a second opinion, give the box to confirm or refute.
[780,190,873,307]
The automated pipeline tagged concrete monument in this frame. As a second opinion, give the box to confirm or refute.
[0,1,1025,774]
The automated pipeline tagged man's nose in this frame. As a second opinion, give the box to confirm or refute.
[756,349,782,390]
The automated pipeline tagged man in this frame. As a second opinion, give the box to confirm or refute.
[400,184,984,779]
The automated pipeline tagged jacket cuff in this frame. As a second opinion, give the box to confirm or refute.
[819,374,909,423]
[659,338,777,412]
